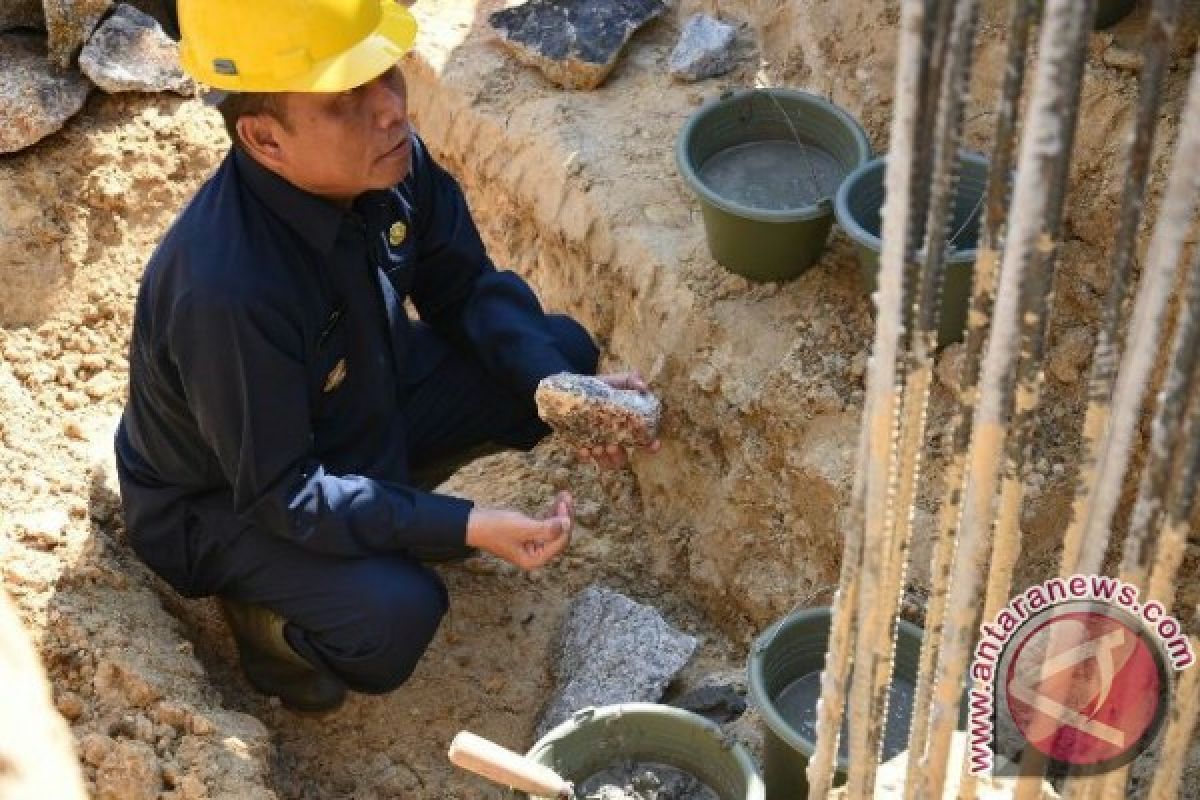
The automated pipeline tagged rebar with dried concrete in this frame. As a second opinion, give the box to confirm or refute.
[917,2,1096,796]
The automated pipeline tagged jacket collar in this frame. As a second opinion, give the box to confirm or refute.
[232,146,346,255]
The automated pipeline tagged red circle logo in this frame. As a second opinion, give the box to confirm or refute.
[1002,606,1167,768]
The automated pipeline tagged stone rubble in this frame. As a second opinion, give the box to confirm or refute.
[0,32,91,154]
[488,0,669,90]
[537,586,698,737]
[79,4,192,95]
[44,0,113,66]
[0,0,44,33]
[667,13,737,82]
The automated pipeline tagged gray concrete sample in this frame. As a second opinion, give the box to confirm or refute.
[79,4,191,94]
[667,13,736,82]
[488,0,669,90]
[535,373,662,448]
[0,32,91,154]
[537,586,698,738]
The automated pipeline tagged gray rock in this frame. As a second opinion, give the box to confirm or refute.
[0,0,44,33]
[537,586,698,737]
[79,4,191,94]
[535,372,662,448]
[667,13,736,82]
[670,683,746,724]
[488,0,669,90]
[0,32,91,154]
[45,0,113,66]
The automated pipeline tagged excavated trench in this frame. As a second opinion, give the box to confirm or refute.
[2,0,1199,797]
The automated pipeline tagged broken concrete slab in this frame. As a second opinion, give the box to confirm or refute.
[45,0,113,66]
[488,0,669,90]
[668,13,736,82]
[0,0,44,33]
[537,586,698,738]
[79,4,191,95]
[0,33,91,154]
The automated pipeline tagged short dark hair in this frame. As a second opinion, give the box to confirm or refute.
[215,92,290,145]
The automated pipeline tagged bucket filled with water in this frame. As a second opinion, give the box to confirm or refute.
[746,607,922,799]
[677,88,872,283]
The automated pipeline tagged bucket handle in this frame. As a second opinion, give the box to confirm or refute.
[754,583,839,653]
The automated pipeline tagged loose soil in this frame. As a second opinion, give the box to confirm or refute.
[1,0,1198,798]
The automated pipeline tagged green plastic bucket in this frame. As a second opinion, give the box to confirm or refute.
[834,151,990,349]
[516,703,765,800]
[677,88,872,283]
[746,608,925,799]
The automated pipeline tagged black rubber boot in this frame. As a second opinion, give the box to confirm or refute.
[219,598,347,713]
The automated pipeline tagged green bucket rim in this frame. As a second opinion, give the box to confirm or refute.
[676,87,873,224]
[833,151,991,267]
[524,702,767,800]
[745,607,925,770]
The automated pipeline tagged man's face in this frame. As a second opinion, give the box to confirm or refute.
[262,65,412,202]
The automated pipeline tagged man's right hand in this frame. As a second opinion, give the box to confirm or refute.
[465,491,573,571]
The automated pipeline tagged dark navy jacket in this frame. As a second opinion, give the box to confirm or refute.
[115,137,572,591]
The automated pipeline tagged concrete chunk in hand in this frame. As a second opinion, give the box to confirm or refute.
[535,373,661,448]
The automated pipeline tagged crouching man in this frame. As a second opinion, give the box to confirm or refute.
[115,0,656,712]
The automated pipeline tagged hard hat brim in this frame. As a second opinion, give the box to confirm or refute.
[183,0,418,93]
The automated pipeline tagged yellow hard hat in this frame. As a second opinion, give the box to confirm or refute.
[178,0,418,93]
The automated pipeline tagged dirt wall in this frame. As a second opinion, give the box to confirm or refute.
[405,0,1200,639]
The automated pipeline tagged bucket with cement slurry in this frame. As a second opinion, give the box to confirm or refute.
[747,608,924,799]
[516,703,765,799]
[677,88,872,283]
[835,151,990,349]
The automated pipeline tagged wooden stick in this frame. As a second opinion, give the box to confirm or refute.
[448,731,574,798]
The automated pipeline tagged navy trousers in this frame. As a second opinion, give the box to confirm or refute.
[203,315,598,694]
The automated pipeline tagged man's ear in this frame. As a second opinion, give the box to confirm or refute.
[236,114,286,168]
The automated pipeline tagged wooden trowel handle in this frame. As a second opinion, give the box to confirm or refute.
[448,731,574,798]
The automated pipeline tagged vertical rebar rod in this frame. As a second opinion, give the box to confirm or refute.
[836,0,933,794]
[976,13,1091,800]
[979,0,1094,634]
[1060,0,1183,586]
[1098,292,1199,800]
[1060,47,1200,579]
[902,6,1037,797]
[1147,619,1199,800]
[1120,249,1200,593]
[916,3,1094,796]
[870,0,981,790]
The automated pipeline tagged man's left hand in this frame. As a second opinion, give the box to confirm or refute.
[575,371,662,470]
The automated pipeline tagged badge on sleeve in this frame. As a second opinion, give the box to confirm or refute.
[388,221,407,247]
[323,358,347,393]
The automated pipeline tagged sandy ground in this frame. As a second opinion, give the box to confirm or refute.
[1,0,1198,797]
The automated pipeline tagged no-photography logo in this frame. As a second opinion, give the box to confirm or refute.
[967,576,1195,776]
